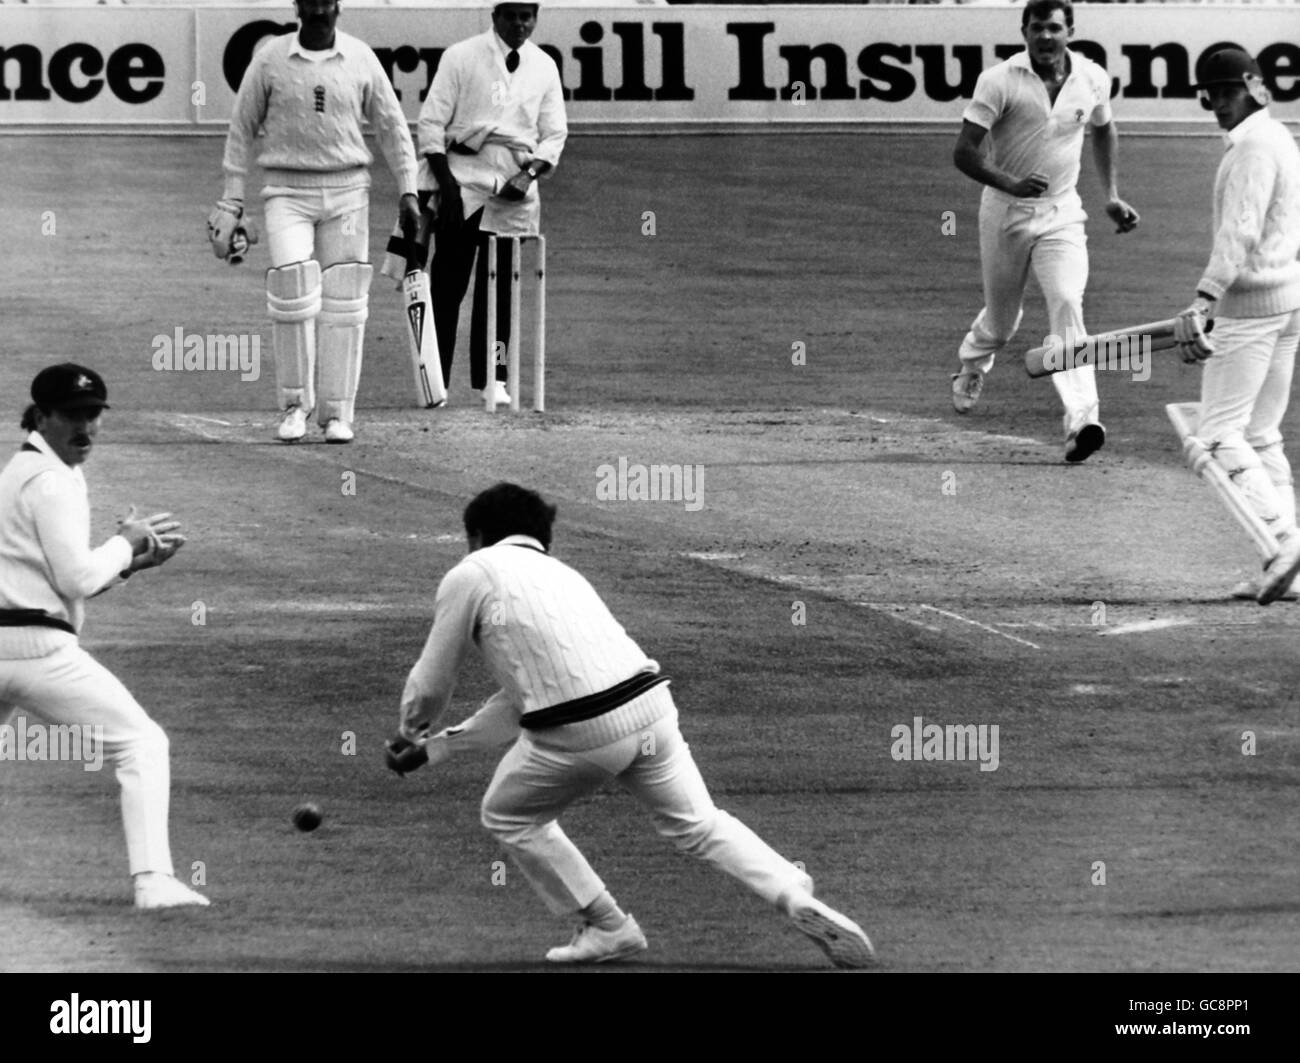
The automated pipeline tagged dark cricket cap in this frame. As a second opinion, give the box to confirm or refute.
[31,363,110,412]
[1193,47,1263,89]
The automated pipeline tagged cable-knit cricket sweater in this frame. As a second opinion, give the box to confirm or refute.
[1198,108,1300,318]
[399,536,672,753]
[222,30,417,202]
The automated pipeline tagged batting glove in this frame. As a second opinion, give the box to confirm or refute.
[207,198,258,264]
[1174,296,1216,363]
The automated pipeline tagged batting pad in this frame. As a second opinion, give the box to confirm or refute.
[267,260,322,412]
[317,262,372,425]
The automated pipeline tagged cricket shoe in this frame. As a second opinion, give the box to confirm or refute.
[278,405,308,442]
[784,892,876,969]
[482,381,512,407]
[1065,423,1106,464]
[951,369,984,413]
[1259,531,1300,605]
[545,914,647,963]
[134,873,211,910]
[323,418,354,444]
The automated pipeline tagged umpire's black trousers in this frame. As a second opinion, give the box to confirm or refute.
[429,206,514,392]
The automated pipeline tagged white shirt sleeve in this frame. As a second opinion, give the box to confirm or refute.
[1088,64,1114,127]
[398,560,492,738]
[962,69,1003,131]
[416,45,461,158]
[363,47,418,197]
[1199,148,1278,300]
[532,63,567,169]
[222,48,271,202]
[26,471,132,601]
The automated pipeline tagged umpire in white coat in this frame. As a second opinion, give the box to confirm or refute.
[416,2,567,405]
[0,364,209,910]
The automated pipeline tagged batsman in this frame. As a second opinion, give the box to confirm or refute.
[1171,48,1300,604]
[211,0,419,444]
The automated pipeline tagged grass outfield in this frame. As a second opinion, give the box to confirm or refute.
[0,132,1297,977]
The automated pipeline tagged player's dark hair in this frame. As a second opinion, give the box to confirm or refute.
[464,482,557,549]
[19,404,42,431]
[1022,0,1072,31]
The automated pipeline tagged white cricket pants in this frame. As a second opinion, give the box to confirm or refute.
[480,688,811,916]
[1196,308,1300,534]
[959,190,1099,434]
[0,641,175,877]
[263,184,371,419]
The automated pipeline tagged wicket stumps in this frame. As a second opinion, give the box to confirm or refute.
[484,234,546,412]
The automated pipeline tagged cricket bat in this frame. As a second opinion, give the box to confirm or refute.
[1166,402,1278,563]
[402,217,447,408]
[1023,318,1210,378]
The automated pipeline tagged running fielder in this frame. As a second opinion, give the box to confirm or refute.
[385,483,875,967]
[0,365,209,909]
[211,0,420,444]
[1172,48,1300,604]
[950,0,1139,463]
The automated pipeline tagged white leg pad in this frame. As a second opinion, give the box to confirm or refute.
[317,262,371,425]
[1255,439,1297,530]
[267,260,322,412]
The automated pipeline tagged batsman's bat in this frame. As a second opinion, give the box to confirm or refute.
[1024,318,1212,378]
[402,215,447,408]
[1166,402,1278,563]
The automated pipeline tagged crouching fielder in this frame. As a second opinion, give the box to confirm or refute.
[212,0,419,444]
[0,365,208,909]
[1172,48,1300,604]
[386,483,875,967]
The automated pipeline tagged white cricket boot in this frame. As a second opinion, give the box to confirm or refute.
[1259,530,1300,605]
[783,891,875,969]
[545,915,647,963]
[278,405,309,442]
[134,873,211,910]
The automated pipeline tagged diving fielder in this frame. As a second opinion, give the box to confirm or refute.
[211,0,420,444]
[950,0,1139,463]
[1172,49,1300,604]
[0,365,209,909]
[386,483,875,967]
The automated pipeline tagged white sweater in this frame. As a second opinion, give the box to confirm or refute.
[400,536,668,752]
[223,30,418,202]
[1198,108,1300,318]
[0,432,132,657]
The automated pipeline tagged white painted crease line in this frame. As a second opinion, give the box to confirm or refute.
[1097,618,1195,637]
[854,602,943,635]
[917,604,1042,650]
[167,414,226,441]
[186,415,233,426]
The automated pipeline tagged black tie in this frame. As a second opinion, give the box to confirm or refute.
[506,49,519,73]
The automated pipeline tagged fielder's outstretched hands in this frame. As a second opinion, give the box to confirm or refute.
[1175,296,1216,363]
[118,506,187,572]
[1105,198,1141,234]
[385,732,431,776]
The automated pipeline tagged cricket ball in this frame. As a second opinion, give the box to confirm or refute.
[292,802,323,832]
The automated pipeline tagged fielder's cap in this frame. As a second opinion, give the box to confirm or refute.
[1193,47,1263,89]
[31,363,110,412]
